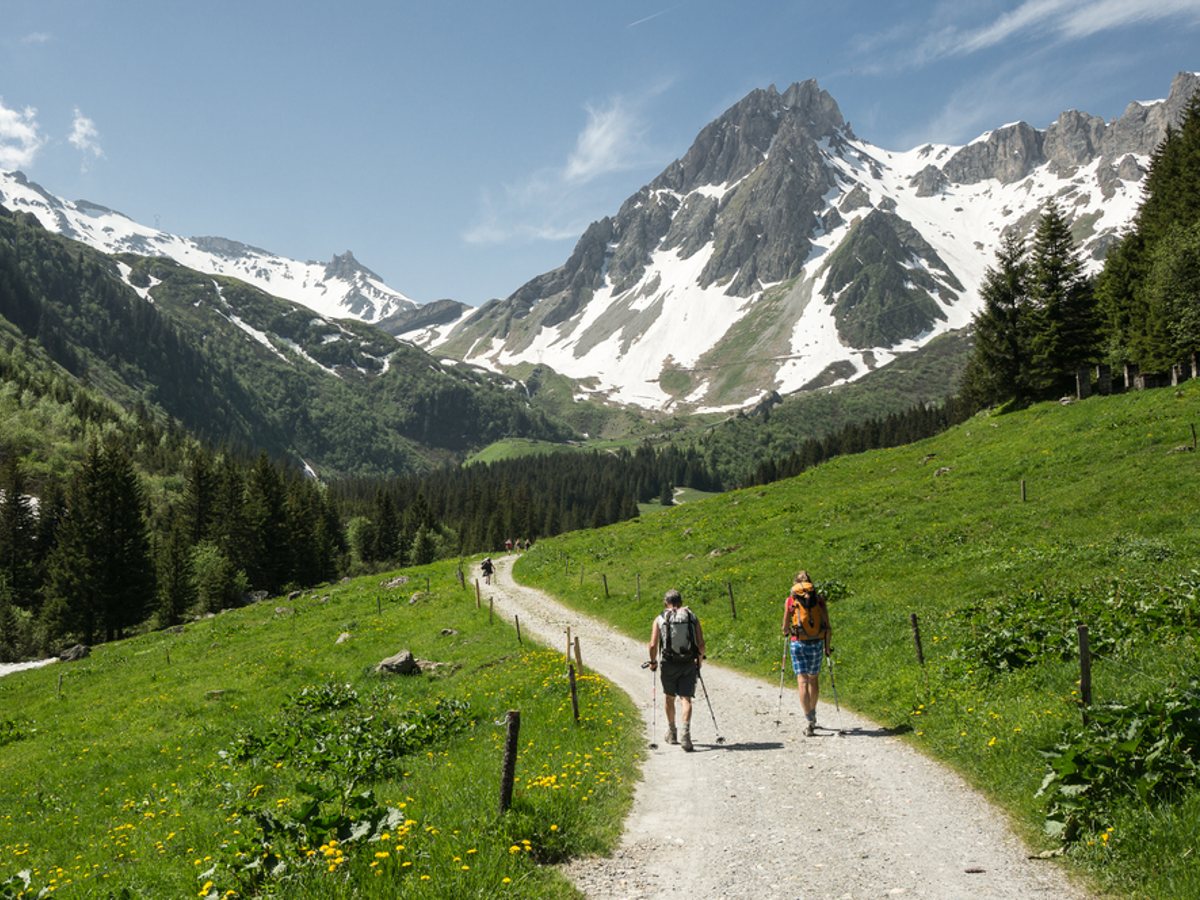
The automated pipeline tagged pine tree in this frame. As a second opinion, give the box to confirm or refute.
[961,233,1032,408]
[156,517,195,627]
[244,453,289,593]
[0,455,38,611]
[1027,201,1098,397]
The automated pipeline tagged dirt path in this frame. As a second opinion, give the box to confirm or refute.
[483,555,1089,899]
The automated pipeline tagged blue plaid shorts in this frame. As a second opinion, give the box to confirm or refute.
[790,639,825,675]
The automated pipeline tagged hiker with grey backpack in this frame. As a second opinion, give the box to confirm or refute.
[782,570,832,736]
[647,589,706,751]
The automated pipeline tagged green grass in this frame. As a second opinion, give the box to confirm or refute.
[0,559,640,898]
[465,438,580,465]
[514,381,1200,899]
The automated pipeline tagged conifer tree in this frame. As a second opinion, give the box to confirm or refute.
[1027,201,1098,396]
[962,233,1032,408]
[244,453,289,593]
[156,517,195,627]
[0,455,38,610]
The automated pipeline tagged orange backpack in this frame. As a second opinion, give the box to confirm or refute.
[787,582,827,639]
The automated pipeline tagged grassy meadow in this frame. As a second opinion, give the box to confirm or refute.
[516,381,1200,899]
[0,560,640,898]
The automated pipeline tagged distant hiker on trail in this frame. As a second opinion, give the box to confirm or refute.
[481,557,495,584]
[782,570,832,736]
[648,589,706,751]
[505,537,513,552]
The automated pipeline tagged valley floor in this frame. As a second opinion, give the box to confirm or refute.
[484,555,1092,899]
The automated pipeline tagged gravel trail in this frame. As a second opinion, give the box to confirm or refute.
[483,555,1089,900]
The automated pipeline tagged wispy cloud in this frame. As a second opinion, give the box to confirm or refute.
[465,86,670,245]
[0,98,45,170]
[894,50,1134,147]
[921,0,1200,63]
[69,108,104,171]
[627,5,683,28]
[564,96,651,184]
[21,32,52,45]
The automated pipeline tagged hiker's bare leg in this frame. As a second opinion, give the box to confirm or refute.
[797,674,820,716]
[679,696,693,727]
[663,693,677,729]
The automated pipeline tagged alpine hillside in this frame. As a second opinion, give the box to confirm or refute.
[0,170,415,323]
[392,72,1200,413]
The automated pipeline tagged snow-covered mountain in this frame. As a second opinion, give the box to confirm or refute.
[393,72,1200,414]
[0,171,416,323]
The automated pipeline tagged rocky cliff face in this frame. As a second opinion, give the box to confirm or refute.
[397,72,1199,413]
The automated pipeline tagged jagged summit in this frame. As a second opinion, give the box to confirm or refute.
[392,71,1200,413]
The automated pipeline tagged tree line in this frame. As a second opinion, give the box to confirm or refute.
[0,426,721,661]
[963,91,1200,408]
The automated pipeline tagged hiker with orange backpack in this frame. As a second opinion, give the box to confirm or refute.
[648,589,706,751]
[782,570,832,736]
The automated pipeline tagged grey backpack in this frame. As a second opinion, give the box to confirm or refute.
[660,607,697,661]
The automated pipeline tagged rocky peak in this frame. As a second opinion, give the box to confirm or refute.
[324,250,381,283]
[943,121,1045,184]
[653,79,847,194]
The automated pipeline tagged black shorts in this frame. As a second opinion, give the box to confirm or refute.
[660,658,698,698]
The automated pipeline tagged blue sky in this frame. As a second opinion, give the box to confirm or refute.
[2,1,1198,306]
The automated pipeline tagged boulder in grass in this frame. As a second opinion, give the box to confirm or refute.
[59,644,90,662]
[377,649,420,675]
[336,632,352,645]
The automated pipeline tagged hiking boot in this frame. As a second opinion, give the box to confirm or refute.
[665,725,678,745]
[805,719,817,737]
[681,730,693,751]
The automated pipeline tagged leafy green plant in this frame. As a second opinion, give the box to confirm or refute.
[1038,681,1200,843]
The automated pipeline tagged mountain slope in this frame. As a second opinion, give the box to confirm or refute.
[397,72,1200,413]
[0,208,572,476]
[0,170,415,323]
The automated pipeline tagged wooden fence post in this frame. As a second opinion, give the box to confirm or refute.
[727,582,737,619]
[515,615,523,644]
[636,572,641,602]
[1077,624,1092,725]
[910,613,925,666]
[1020,478,1027,502]
[568,665,580,722]
[377,595,382,615]
[602,573,609,598]
[574,636,583,670]
[579,565,584,587]
[499,710,520,814]
[475,579,481,608]
[489,597,494,624]
[565,627,572,668]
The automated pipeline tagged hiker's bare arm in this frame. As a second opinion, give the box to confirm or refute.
[694,619,707,662]
[781,601,790,636]
[648,622,660,668]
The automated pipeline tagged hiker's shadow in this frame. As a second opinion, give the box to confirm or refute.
[698,741,784,752]
[833,724,913,738]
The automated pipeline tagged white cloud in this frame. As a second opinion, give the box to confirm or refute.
[69,108,104,170]
[21,32,52,45]
[465,86,670,245]
[564,96,650,184]
[860,0,1200,72]
[0,98,45,170]
[925,0,1200,61]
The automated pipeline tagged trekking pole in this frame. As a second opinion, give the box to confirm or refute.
[827,654,845,736]
[828,654,840,713]
[696,669,726,744]
[776,637,789,719]
[641,661,658,749]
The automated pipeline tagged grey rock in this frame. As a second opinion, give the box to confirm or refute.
[378,649,421,675]
[58,644,90,662]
